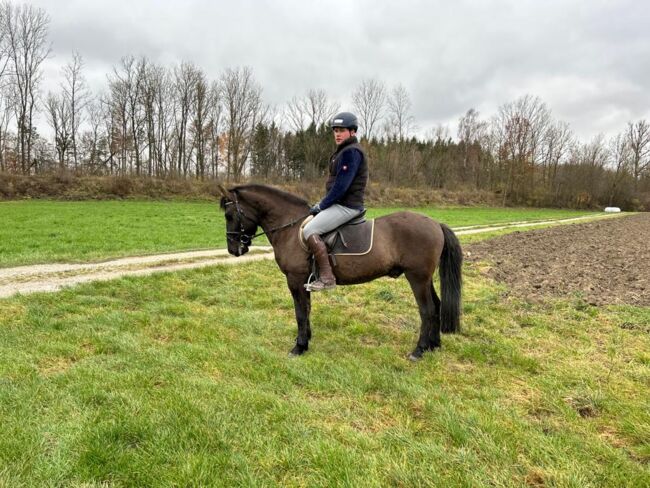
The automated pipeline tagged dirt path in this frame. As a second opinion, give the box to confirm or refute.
[453,213,622,235]
[0,214,625,299]
[466,213,649,306]
[0,247,274,298]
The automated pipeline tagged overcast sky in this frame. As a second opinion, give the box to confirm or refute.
[29,0,650,141]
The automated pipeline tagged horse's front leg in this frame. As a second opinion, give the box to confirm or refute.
[287,274,312,356]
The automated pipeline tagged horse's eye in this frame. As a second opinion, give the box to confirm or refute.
[225,214,233,222]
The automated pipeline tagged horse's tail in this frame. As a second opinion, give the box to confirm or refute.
[439,223,463,333]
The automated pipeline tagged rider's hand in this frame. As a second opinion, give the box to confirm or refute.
[309,204,321,216]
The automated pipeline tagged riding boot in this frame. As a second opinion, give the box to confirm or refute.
[306,234,336,291]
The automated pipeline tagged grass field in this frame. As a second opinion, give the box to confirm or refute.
[0,200,596,267]
[0,258,648,486]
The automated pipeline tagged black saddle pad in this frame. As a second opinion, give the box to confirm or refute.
[322,219,375,255]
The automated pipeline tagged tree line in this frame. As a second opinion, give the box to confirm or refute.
[1,1,649,208]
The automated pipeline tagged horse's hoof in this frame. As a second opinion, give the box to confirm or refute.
[289,344,308,356]
[409,344,438,361]
[408,349,424,361]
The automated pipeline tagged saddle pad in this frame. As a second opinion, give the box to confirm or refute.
[300,217,375,256]
[327,219,375,255]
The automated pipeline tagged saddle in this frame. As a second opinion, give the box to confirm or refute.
[300,213,375,257]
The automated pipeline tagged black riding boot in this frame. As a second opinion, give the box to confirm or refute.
[305,234,336,292]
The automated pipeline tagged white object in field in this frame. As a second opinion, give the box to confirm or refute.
[604,207,621,213]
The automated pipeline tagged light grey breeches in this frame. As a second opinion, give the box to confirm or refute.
[302,204,363,239]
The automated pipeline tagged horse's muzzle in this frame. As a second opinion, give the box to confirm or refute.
[229,244,249,257]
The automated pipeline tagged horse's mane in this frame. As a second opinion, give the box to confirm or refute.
[232,184,309,208]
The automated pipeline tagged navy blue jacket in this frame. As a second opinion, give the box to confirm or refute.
[320,137,368,210]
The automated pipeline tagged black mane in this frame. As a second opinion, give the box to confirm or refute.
[231,184,309,208]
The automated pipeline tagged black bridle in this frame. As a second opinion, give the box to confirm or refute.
[225,192,308,251]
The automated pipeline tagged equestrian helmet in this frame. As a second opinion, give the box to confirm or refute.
[330,112,359,131]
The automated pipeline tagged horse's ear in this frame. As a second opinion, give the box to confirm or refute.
[218,184,231,209]
[217,184,230,198]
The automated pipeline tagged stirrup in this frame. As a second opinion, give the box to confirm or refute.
[304,279,336,292]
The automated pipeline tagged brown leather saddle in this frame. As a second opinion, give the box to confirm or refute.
[300,212,375,257]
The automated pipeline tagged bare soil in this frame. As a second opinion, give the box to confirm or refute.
[466,213,650,306]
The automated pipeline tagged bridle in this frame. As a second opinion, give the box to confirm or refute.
[224,194,256,250]
[224,192,308,252]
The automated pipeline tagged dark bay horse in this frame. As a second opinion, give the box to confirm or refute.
[218,184,462,360]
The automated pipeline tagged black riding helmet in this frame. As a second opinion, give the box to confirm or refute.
[330,112,359,131]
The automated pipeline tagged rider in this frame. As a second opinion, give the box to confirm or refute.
[303,111,368,291]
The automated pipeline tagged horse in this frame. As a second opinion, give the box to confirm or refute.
[218,184,463,360]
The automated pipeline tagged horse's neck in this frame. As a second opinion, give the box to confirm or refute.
[244,191,307,236]
[262,202,307,232]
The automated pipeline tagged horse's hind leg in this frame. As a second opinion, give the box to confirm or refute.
[431,281,441,332]
[406,272,441,361]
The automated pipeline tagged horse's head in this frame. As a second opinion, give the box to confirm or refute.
[219,186,259,257]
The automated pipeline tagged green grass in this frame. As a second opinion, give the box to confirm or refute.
[0,260,648,486]
[0,200,596,267]
[0,200,226,267]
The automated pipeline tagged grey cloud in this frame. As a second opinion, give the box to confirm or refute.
[30,0,650,140]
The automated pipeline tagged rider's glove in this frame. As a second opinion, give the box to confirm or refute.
[309,204,321,216]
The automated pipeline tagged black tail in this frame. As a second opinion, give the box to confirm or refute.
[439,223,463,333]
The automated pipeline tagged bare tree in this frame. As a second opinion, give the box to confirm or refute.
[541,120,573,191]
[61,51,89,169]
[607,132,631,206]
[457,108,488,187]
[44,90,71,168]
[431,123,451,142]
[308,89,338,127]
[492,95,551,203]
[81,97,108,173]
[0,2,10,81]
[221,66,265,180]
[0,2,9,171]
[191,68,211,179]
[352,78,386,140]
[457,108,484,145]
[107,57,135,174]
[106,56,149,175]
[286,88,338,132]
[173,61,201,176]
[580,134,608,168]
[207,80,223,178]
[140,61,157,176]
[0,87,11,171]
[386,83,415,141]
[129,57,146,175]
[140,60,171,176]
[564,134,609,206]
[99,91,119,174]
[3,2,50,173]
[285,95,307,133]
[154,66,174,176]
[626,119,650,189]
